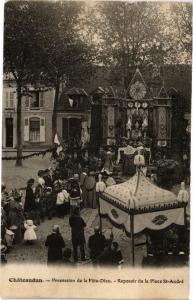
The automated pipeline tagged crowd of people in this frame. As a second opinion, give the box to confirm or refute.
[1,158,124,266]
[1,142,189,266]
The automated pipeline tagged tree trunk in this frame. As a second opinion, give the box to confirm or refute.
[52,81,60,142]
[15,82,23,166]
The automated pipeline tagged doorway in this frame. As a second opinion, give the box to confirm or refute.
[6,118,13,147]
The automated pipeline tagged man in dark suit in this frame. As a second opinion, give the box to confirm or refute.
[69,207,86,262]
[88,227,106,261]
[45,225,65,264]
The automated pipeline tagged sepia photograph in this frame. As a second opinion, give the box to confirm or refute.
[0,0,192,298]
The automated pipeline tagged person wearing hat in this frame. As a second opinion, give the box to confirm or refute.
[102,148,114,175]
[88,226,107,261]
[79,168,88,208]
[45,225,65,264]
[8,189,25,244]
[35,171,46,222]
[37,170,45,186]
[1,184,10,217]
[1,207,7,243]
[96,174,106,206]
[0,243,7,264]
[84,170,96,209]
[69,207,87,262]
[56,188,69,218]
[69,174,81,214]
[24,179,38,224]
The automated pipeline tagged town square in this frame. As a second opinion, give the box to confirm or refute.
[1,1,191,268]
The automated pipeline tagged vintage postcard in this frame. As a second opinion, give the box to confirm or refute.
[0,0,191,299]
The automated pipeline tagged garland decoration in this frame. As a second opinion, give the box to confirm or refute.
[2,146,56,161]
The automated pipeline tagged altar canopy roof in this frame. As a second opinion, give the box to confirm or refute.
[103,170,177,211]
[99,170,185,235]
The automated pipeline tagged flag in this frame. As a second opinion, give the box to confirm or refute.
[54,133,63,154]
[69,98,74,107]
[54,133,60,145]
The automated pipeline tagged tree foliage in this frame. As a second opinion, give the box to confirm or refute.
[91,2,165,89]
[170,3,192,57]
[4,1,95,163]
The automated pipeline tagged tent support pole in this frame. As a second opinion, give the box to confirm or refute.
[130,213,135,266]
[184,205,187,227]
[146,233,148,256]
[97,193,102,234]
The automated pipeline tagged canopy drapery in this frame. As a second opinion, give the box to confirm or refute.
[98,170,186,265]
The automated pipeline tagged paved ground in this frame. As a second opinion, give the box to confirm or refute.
[2,154,190,266]
[6,209,147,266]
[2,153,52,190]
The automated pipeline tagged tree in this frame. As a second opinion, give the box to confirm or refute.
[171,3,192,55]
[4,1,40,166]
[169,3,192,62]
[4,1,95,166]
[31,1,95,139]
[92,2,165,90]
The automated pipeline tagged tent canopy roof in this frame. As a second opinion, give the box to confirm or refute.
[102,170,177,211]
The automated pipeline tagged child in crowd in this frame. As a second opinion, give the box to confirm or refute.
[24,219,37,245]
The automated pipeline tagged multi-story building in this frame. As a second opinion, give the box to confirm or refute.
[2,74,55,150]
[22,86,54,149]
[56,87,91,143]
[2,75,17,149]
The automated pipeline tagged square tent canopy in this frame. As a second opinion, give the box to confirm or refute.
[99,170,187,266]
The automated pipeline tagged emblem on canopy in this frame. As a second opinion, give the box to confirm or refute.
[111,209,119,219]
[152,215,168,225]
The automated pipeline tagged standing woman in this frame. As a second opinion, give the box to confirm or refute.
[84,171,97,209]
[79,168,88,208]
[8,189,25,244]
[24,179,37,224]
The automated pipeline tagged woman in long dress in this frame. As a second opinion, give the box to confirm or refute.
[84,171,96,208]
[24,178,37,221]
[8,190,25,244]
[79,168,88,208]
[102,150,114,174]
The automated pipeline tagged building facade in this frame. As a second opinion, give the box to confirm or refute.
[56,87,91,146]
[2,75,55,150]
[2,77,17,148]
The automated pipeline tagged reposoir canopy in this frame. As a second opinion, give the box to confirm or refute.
[99,170,185,234]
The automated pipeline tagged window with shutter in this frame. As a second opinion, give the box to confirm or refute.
[24,118,29,126]
[10,92,14,108]
[24,117,29,141]
[25,96,30,109]
[5,92,9,108]
[30,93,40,109]
[40,92,44,108]
[40,117,45,142]
[29,117,40,142]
